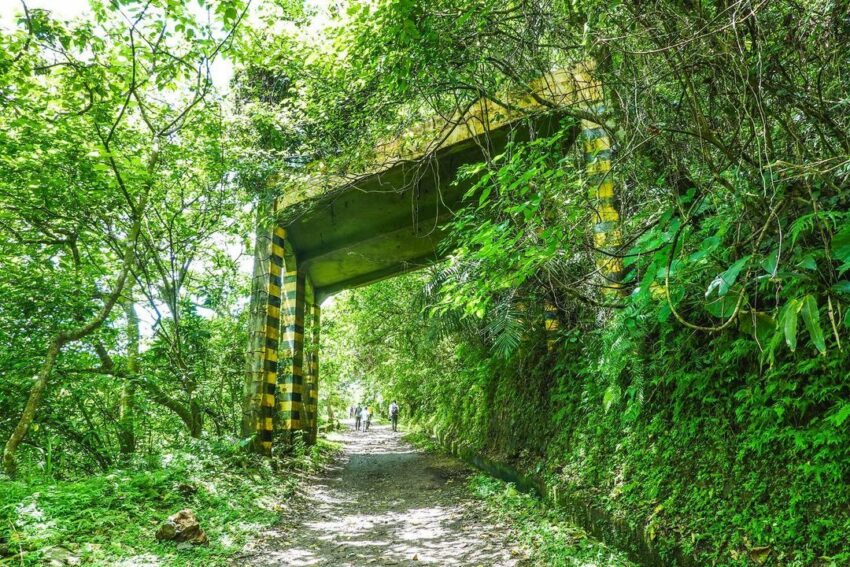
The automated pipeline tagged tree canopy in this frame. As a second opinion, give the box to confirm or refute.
[1,0,849,565]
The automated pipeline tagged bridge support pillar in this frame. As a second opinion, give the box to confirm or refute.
[582,116,625,292]
[304,279,320,444]
[243,203,285,455]
[579,67,625,294]
[544,301,559,352]
[277,248,306,441]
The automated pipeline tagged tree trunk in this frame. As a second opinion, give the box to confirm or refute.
[327,400,335,428]
[118,293,139,458]
[128,372,199,437]
[2,340,63,477]
[1,151,158,477]
[189,399,203,438]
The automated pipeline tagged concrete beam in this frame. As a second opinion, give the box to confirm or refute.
[279,65,599,211]
[315,253,444,303]
[302,213,450,288]
[283,117,572,297]
[277,65,595,300]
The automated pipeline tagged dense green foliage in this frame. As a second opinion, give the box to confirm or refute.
[0,1,318,564]
[314,1,850,564]
[2,0,850,565]
[327,264,850,565]
[0,438,337,565]
[0,0,258,477]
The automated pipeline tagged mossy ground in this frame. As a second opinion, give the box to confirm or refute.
[467,474,636,567]
[0,438,340,566]
[406,430,635,566]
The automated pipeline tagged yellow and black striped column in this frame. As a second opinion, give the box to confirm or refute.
[243,206,285,455]
[544,300,559,353]
[277,249,305,434]
[582,104,625,293]
[306,298,320,444]
[575,63,625,295]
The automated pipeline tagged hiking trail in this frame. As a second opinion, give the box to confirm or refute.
[238,422,524,566]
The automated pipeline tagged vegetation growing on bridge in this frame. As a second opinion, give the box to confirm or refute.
[1,0,849,565]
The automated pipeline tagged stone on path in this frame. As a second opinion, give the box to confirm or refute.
[155,509,209,545]
[41,545,80,566]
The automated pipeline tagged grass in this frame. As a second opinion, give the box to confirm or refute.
[0,437,341,566]
[468,474,636,567]
[405,428,635,566]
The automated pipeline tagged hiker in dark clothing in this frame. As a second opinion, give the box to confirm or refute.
[389,400,399,432]
[354,405,363,431]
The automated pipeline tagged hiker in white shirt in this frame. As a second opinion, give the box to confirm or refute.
[362,406,372,431]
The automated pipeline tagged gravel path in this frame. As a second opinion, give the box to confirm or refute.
[240,422,522,566]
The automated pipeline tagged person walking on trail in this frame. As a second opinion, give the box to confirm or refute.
[389,400,400,432]
[363,406,372,432]
[354,404,363,431]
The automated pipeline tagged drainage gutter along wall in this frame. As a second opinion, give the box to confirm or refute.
[429,426,700,567]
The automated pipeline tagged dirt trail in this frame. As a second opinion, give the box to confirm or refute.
[240,422,522,566]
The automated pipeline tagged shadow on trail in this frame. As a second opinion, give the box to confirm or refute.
[240,422,519,566]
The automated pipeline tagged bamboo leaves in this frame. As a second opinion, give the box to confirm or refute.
[783,299,800,351]
[800,296,827,355]
[831,224,850,275]
[781,296,827,355]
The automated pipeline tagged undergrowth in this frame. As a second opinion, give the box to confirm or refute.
[468,474,635,567]
[405,430,633,566]
[383,283,850,566]
[0,437,340,566]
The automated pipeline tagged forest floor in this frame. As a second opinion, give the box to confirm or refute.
[235,421,524,566]
[1,421,630,566]
[235,421,634,567]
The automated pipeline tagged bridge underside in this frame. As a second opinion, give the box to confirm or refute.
[283,115,569,302]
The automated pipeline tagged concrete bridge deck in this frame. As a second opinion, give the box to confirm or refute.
[278,67,596,301]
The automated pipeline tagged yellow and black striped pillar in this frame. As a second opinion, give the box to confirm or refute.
[309,302,320,442]
[577,64,625,294]
[582,107,625,292]
[543,300,559,353]
[277,248,305,435]
[243,206,285,455]
[304,278,320,444]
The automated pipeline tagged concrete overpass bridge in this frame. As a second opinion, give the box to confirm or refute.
[242,64,622,454]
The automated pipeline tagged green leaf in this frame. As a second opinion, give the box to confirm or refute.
[832,224,850,274]
[738,310,775,346]
[800,295,826,355]
[828,403,850,427]
[705,293,739,318]
[760,249,778,276]
[783,299,799,351]
[706,255,750,297]
[689,236,720,262]
[602,384,620,412]
[659,285,684,322]
[797,255,817,271]
[478,185,492,207]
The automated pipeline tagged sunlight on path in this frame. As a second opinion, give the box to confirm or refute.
[238,423,521,566]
